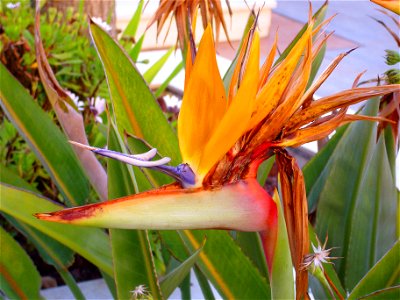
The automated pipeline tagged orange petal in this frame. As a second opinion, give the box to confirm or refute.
[258,31,278,89]
[178,25,227,173]
[371,0,400,14]
[197,32,260,178]
[35,179,277,232]
[254,29,313,145]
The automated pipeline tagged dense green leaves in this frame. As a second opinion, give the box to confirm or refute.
[0,227,42,300]
[0,63,89,206]
[306,99,398,290]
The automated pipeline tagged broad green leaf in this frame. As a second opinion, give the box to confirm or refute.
[122,0,144,38]
[303,125,347,212]
[143,48,174,83]
[108,127,162,300]
[234,232,269,280]
[0,227,42,300]
[89,21,181,165]
[345,134,397,289]
[270,192,295,300]
[160,241,204,298]
[179,230,271,299]
[1,166,84,299]
[348,241,400,299]
[313,99,398,290]
[0,63,89,206]
[0,184,113,276]
[5,214,74,268]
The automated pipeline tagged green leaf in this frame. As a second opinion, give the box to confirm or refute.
[0,227,42,300]
[348,241,400,299]
[0,183,113,276]
[0,63,89,206]
[345,134,397,288]
[160,240,204,298]
[234,232,269,280]
[303,125,347,212]
[193,266,216,300]
[5,214,74,268]
[1,167,85,299]
[0,165,38,193]
[122,0,144,38]
[143,48,174,83]
[89,21,181,165]
[313,99,398,290]
[129,34,145,62]
[179,230,271,299]
[108,127,163,300]
[270,192,295,300]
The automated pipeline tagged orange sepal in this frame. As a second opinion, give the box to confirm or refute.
[178,25,227,173]
[198,32,260,177]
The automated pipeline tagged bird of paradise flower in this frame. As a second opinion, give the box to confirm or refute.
[36,12,399,299]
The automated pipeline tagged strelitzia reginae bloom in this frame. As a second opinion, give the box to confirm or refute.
[36,14,399,287]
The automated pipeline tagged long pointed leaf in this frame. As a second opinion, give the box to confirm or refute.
[122,0,144,38]
[143,48,174,83]
[348,241,400,299]
[160,241,204,298]
[270,191,295,300]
